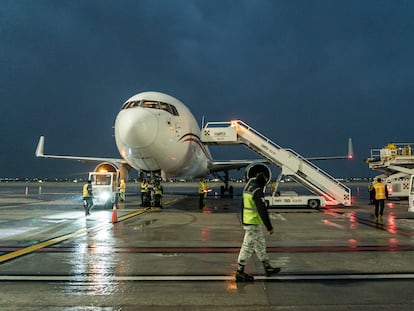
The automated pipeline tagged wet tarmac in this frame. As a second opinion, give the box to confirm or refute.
[0,181,414,310]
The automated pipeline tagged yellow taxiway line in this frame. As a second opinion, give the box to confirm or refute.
[0,208,150,264]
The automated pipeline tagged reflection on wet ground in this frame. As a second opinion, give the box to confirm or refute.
[0,182,414,310]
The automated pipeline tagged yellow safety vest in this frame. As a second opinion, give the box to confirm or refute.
[198,181,208,194]
[83,183,91,197]
[242,190,263,225]
[120,181,126,191]
[141,182,148,193]
[373,182,387,200]
[155,185,163,196]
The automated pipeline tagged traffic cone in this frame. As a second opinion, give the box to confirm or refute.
[111,202,118,223]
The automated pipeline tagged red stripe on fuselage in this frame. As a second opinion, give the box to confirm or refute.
[179,134,212,161]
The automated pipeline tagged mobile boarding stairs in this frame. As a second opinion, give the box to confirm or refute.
[201,120,351,206]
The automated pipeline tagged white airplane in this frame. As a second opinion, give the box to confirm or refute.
[36,91,352,196]
[35,91,269,195]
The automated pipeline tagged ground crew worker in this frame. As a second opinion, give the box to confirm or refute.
[119,179,126,202]
[236,173,281,282]
[371,177,388,222]
[368,182,374,205]
[153,181,164,208]
[198,179,209,210]
[270,180,276,195]
[82,180,93,216]
[140,179,148,206]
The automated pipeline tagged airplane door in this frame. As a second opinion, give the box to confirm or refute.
[409,175,414,212]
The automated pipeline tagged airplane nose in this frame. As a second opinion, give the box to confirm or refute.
[115,108,158,148]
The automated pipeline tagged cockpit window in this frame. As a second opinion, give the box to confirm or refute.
[121,99,179,116]
[141,101,159,109]
[121,101,139,109]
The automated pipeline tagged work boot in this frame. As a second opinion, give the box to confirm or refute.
[263,262,281,277]
[379,215,383,222]
[235,271,254,282]
[265,266,281,276]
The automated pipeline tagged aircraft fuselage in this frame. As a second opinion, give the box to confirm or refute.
[114,91,212,178]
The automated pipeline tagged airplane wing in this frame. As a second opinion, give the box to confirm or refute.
[305,138,354,161]
[35,136,128,165]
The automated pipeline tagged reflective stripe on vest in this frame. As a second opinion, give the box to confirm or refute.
[242,190,263,225]
[373,182,386,200]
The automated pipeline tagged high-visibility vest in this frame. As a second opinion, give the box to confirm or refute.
[83,183,92,197]
[373,182,387,200]
[120,181,126,191]
[141,182,148,193]
[242,189,263,225]
[154,185,163,196]
[198,181,208,194]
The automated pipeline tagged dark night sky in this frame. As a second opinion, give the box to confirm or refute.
[1,0,413,179]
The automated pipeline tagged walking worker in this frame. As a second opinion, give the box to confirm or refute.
[236,173,281,282]
[198,179,209,210]
[82,180,93,216]
[371,177,388,222]
[119,179,126,202]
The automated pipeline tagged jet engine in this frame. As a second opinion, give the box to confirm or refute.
[245,163,272,182]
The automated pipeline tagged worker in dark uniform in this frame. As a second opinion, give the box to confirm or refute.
[236,173,281,282]
[82,180,93,216]
[368,182,375,205]
[140,179,148,206]
[371,177,388,222]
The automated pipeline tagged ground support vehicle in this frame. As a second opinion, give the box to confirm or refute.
[265,191,326,209]
[366,143,414,199]
[89,171,119,208]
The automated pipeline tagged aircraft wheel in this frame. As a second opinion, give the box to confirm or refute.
[308,199,320,209]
